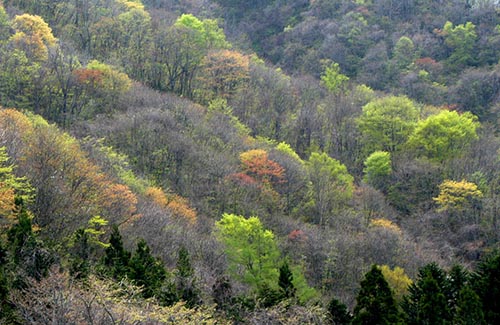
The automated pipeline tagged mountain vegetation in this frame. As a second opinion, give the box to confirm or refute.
[0,0,499,323]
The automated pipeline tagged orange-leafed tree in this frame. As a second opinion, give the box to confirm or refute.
[100,183,138,225]
[145,186,197,224]
[239,149,285,187]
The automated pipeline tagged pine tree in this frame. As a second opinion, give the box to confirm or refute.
[328,297,352,324]
[129,239,167,298]
[352,265,399,324]
[472,251,500,324]
[278,260,296,299]
[402,263,452,324]
[175,246,201,308]
[454,285,485,325]
[103,225,130,279]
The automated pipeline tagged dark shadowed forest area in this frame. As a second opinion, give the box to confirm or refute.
[0,0,499,323]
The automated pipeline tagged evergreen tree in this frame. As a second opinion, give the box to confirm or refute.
[352,265,399,324]
[278,260,296,299]
[472,251,500,324]
[129,239,167,298]
[103,225,130,279]
[402,263,452,324]
[454,285,485,325]
[175,246,201,308]
[328,297,352,324]
[7,206,53,282]
[68,228,90,279]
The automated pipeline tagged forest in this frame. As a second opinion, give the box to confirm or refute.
[0,0,499,323]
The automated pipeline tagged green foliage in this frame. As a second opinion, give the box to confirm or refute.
[392,36,416,71]
[402,263,452,324]
[175,246,201,308]
[357,95,420,154]
[0,5,10,42]
[0,147,32,220]
[363,151,391,190]
[352,265,399,325]
[327,297,352,325]
[307,152,354,225]
[7,206,54,282]
[174,14,230,50]
[215,213,280,291]
[320,61,349,94]
[407,110,479,162]
[278,260,295,299]
[103,225,130,279]
[442,21,477,71]
[472,251,500,324]
[129,239,167,298]
[454,285,485,325]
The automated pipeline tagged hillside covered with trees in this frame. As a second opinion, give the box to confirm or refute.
[0,0,499,323]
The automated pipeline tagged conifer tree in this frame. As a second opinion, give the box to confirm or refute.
[278,259,296,299]
[352,265,399,324]
[103,225,130,279]
[328,297,352,324]
[472,251,500,324]
[454,285,485,325]
[402,263,452,324]
[129,239,167,298]
[175,246,201,308]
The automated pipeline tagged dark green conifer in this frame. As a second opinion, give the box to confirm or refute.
[129,239,167,298]
[103,225,130,279]
[278,260,296,299]
[175,246,201,308]
[454,285,485,325]
[352,265,399,325]
[472,250,500,324]
[328,297,352,324]
[402,263,452,324]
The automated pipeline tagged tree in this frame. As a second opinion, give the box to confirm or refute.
[320,61,349,95]
[103,225,130,279]
[357,95,419,154]
[378,265,412,303]
[328,297,352,324]
[307,152,354,226]
[215,213,280,291]
[433,179,482,214]
[278,259,296,299]
[196,49,250,103]
[392,36,416,71]
[407,110,480,162]
[352,265,399,325]
[0,146,32,224]
[175,246,201,308]
[402,263,452,325]
[441,21,477,71]
[363,151,391,191]
[454,285,485,325]
[10,14,56,61]
[174,14,230,50]
[129,238,167,299]
[472,251,500,324]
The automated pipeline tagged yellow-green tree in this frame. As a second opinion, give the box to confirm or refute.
[215,213,280,290]
[434,179,482,213]
[357,96,419,154]
[378,265,412,303]
[407,110,479,162]
[307,152,354,226]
